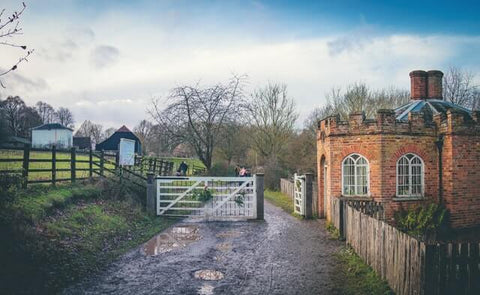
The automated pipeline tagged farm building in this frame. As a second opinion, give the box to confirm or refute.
[31,123,73,148]
[317,70,480,229]
[73,136,92,150]
[95,125,142,154]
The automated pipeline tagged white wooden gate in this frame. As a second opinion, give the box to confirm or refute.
[294,173,305,215]
[156,176,256,220]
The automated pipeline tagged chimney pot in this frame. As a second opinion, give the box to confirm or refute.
[427,70,443,100]
[409,70,428,100]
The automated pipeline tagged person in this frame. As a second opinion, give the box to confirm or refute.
[239,166,247,177]
[179,161,188,176]
[234,165,240,177]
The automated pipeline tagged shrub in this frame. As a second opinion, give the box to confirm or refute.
[394,203,447,239]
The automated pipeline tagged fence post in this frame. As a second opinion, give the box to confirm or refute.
[89,148,93,178]
[305,173,313,219]
[22,144,30,188]
[70,147,76,183]
[52,145,57,186]
[146,173,157,216]
[100,150,105,176]
[255,173,264,220]
[115,151,120,168]
[339,199,345,240]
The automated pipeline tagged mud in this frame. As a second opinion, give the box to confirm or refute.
[63,201,342,294]
[143,224,201,256]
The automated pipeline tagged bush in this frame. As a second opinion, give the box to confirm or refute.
[394,203,447,239]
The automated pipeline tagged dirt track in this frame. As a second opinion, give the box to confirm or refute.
[63,201,342,295]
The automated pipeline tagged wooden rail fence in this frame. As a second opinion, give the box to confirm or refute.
[0,145,175,188]
[333,197,480,295]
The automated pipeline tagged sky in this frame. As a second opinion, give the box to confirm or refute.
[1,0,480,131]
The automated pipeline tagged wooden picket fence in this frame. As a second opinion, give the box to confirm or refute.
[0,145,175,188]
[335,198,480,295]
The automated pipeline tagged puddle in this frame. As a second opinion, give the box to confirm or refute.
[215,242,232,252]
[198,283,214,295]
[216,230,243,239]
[144,225,201,256]
[194,270,225,281]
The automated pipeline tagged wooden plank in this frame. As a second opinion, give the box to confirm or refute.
[0,158,24,162]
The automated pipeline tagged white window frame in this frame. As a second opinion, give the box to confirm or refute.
[396,153,424,197]
[341,153,370,196]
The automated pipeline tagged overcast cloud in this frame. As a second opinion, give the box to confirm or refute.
[0,0,479,131]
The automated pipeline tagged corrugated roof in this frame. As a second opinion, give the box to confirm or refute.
[32,123,73,131]
[394,99,472,122]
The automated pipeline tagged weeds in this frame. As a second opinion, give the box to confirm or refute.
[331,247,393,295]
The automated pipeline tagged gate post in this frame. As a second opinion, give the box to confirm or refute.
[255,173,264,220]
[305,173,313,219]
[146,173,156,216]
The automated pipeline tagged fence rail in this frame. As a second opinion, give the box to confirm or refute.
[0,145,175,188]
[334,197,480,295]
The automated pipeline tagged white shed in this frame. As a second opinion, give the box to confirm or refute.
[31,123,73,148]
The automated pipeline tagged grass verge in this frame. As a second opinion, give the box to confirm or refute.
[0,181,177,294]
[331,247,393,295]
[264,189,302,218]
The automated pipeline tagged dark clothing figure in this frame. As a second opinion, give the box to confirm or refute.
[179,161,188,176]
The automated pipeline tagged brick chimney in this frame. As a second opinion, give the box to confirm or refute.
[427,70,443,100]
[409,70,444,100]
[409,70,428,100]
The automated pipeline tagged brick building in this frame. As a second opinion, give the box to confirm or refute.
[317,70,480,229]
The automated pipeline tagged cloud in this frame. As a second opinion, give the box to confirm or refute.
[0,68,49,96]
[90,45,120,68]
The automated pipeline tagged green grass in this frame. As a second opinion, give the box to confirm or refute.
[264,189,303,218]
[9,184,102,222]
[162,157,206,174]
[331,247,393,295]
[0,183,178,294]
[0,149,116,181]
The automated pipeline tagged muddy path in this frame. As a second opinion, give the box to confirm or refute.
[63,201,342,294]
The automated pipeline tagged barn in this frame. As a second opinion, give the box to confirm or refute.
[95,125,142,154]
[31,123,73,148]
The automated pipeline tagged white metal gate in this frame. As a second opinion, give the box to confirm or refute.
[294,173,305,215]
[156,176,256,220]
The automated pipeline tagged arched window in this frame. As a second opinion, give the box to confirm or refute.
[397,153,424,197]
[342,154,369,196]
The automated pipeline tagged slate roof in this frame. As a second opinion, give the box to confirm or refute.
[394,99,472,122]
[32,123,73,131]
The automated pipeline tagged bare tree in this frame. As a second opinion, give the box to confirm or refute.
[322,84,409,120]
[149,75,246,171]
[75,120,103,145]
[0,96,25,136]
[102,127,116,140]
[0,2,34,88]
[443,66,479,108]
[54,107,74,128]
[35,101,55,123]
[133,120,153,154]
[247,83,297,159]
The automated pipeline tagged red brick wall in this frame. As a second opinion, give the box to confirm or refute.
[444,134,480,228]
[317,109,480,229]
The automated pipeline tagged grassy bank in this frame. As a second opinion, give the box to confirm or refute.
[264,189,301,217]
[331,247,393,295]
[0,181,176,294]
[325,223,392,294]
